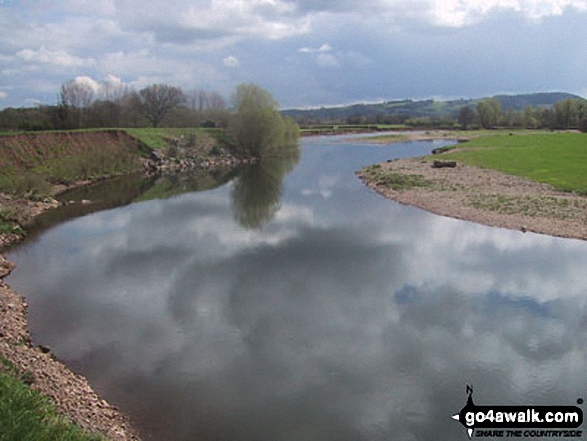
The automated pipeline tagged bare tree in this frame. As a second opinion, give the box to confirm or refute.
[59,79,96,128]
[136,84,186,127]
[186,89,227,112]
[208,91,226,110]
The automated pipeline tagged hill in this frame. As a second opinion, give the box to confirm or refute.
[282,92,584,123]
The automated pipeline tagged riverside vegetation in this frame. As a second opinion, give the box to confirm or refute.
[0,84,299,440]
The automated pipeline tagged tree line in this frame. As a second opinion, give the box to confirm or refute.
[0,81,300,158]
[290,97,587,132]
[0,80,231,131]
[457,97,587,131]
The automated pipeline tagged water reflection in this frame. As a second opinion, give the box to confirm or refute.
[27,167,238,240]
[231,146,300,229]
[6,138,587,441]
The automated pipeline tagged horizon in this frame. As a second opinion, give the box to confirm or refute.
[1,1,587,110]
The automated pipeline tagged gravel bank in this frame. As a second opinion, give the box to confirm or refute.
[357,157,587,241]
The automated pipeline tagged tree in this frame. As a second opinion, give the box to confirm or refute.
[136,84,186,127]
[229,83,299,156]
[476,98,502,129]
[553,98,586,129]
[457,106,475,130]
[523,106,538,129]
[59,79,96,128]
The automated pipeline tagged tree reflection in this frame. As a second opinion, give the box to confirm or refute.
[231,146,301,229]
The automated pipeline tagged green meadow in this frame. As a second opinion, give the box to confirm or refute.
[441,132,587,194]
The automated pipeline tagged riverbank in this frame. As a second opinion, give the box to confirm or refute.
[357,132,587,241]
[0,128,250,440]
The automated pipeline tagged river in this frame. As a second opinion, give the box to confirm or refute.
[6,135,587,440]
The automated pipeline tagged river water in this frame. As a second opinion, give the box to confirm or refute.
[6,135,587,440]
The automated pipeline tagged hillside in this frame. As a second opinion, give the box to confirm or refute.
[282,92,584,123]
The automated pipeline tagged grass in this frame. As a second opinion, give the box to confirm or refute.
[441,132,587,194]
[0,357,103,441]
[0,127,234,197]
[361,164,432,190]
[125,127,235,153]
[0,207,26,235]
[0,148,140,196]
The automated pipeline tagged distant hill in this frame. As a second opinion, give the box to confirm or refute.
[282,92,584,123]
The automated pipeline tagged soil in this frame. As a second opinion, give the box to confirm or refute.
[357,157,587,241]
[0,130,141,170]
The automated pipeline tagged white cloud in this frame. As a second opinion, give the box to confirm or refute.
[16,47,95,68]
[0,91,7,100]
[298,43,340,67]
[223,55,240,67]
[299,43,332,53]
[430,0,587,26]
[1,0,587,108]
[71,75,102,94]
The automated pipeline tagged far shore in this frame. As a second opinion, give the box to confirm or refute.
[356,131,587,241]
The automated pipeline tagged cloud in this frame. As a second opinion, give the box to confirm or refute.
[16,47,96,68]
[0,91,7,99]
[316,53,340,68]
[429,0,587,26]
[298,43,332,53]
[1,0,587,108]
[223,55,240,67]
[298,43,340,67]
[70,75,102,93]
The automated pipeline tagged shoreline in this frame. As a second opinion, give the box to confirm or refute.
[0,155,252,440]
[357,157,587,242]
[0,170,150,439]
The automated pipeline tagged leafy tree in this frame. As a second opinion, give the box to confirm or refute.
[229,83,299,156]
[476,98,502,129]
[554,99,577,129]
[457,106,476,130]
[136,84,186,127]
[523,106,538,129]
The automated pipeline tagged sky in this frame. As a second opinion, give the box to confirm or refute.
[1,0,586,109]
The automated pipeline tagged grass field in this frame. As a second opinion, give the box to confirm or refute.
[441,132,587,194]
[0,358,103,441]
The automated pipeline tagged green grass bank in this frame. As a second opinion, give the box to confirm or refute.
[440,132,587,194]
[0,357,103,441]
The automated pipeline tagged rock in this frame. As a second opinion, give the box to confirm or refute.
[38,344,52,354]
[432,160,457,168]
[0,255,16,279]
[150,150,166,162]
